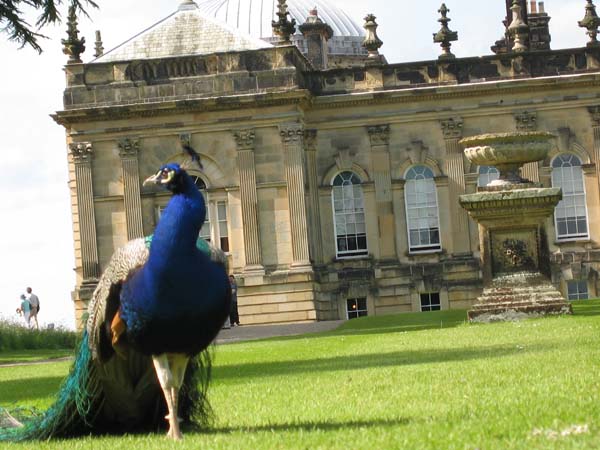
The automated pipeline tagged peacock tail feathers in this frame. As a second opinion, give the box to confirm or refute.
[0,332,101,441]
[0,331,214,441]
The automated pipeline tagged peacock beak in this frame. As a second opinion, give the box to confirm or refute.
[143,172,161,186]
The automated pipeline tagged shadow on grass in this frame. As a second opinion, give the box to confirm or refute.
[206,417,411,435]
[214,343,552,382]
[0,376,63,404]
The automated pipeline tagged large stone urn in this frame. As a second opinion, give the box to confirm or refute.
[459,132,572,321]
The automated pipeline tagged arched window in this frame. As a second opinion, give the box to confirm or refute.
[404,166,441,253]
[332,171,367,257]
[478,166,499,187]
[551,154,589,240]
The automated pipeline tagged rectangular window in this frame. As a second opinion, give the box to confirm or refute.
[346,298,368,319]
[567,280,589,300]
[217,201,229,252]
[200,207,211,243]
[420,293,441,311]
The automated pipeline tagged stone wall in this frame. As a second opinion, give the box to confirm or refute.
[56,44,600,328]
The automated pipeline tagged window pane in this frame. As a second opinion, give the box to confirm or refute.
[333,172,368,257]
[552,155,589,239]
[220,237,229,253]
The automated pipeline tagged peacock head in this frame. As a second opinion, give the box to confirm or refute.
[143,163,190,193]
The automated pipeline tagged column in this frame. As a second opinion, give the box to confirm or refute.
[440,118,471,254]
[233,129,264,274]
[69,142,100,281]
[515,110,540,182]
[118,137,144,240]
[587,106,600,194]
[280,124,311,269]
[367,124,396,259]
[304,129,323,264]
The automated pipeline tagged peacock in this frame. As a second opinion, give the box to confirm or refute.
[0,148,231,441]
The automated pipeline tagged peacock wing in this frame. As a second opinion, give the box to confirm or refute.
[87,237,149,360]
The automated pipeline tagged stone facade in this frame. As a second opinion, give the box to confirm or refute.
[54,8,600,328]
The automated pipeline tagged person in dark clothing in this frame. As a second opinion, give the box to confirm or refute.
[229,275,240,326]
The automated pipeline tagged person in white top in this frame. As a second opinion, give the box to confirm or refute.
[26,287,40,330]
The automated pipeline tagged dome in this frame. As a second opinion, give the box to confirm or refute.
[196,0,366,56]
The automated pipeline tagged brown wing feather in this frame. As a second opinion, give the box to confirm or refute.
[87,238,149,360]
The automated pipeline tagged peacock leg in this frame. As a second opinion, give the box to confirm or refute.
[152,353,189,440]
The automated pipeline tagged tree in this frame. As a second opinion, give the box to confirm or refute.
[0,0,98,53]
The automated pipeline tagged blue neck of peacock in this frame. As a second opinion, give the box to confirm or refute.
[147,173,206,270]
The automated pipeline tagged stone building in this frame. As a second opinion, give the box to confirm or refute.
[54,0,600,328]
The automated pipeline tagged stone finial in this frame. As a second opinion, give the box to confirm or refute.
[433,4,458,59]
[94,31,104,58]
[362,14,383,58]
[579,0,600,47]
[272,0,296,45]
[61,3,86,64]
[508,0,529,52]
[179,0,199,10]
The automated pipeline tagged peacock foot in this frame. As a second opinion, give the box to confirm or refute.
[165,414,183,440]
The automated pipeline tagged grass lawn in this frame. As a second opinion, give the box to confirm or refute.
[1,301,600,449]
[0,350,71,366]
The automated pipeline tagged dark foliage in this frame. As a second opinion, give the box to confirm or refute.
[0,0,98,52]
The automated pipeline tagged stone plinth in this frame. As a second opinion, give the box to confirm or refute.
[468,272,572,321]
[459,132,572,322]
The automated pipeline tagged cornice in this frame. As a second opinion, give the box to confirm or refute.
[311,74,600,110]
[53,90,312,126]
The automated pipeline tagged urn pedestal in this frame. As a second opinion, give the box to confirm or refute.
[459,133,572,321]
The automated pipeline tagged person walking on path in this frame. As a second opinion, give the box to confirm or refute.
[17,294,31,328]
[229,275,240,327]
[26,287,40,330]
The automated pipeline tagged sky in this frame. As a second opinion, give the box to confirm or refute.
[0,0,587,329]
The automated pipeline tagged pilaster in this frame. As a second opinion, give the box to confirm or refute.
[515,111,540,182]
[440,118,471,254]
[280,124,311,269]
[588,106,600,194]
[69,141,100,281]
[118,137,144,240]
[367,124,396,259]
[233,129,264,274]
[304,129,323,264]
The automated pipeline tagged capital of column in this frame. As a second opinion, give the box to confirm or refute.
[117,137,140,159]
[279,124,304,144]
[69,142,93,163]
[515,111,537,131]
[233,129,256,150]
[440,117,463,139]
[304,129,318,151]
[588,105,600,126]
[367,124,390,146]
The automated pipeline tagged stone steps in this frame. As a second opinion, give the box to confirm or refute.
[468,271,572,321]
